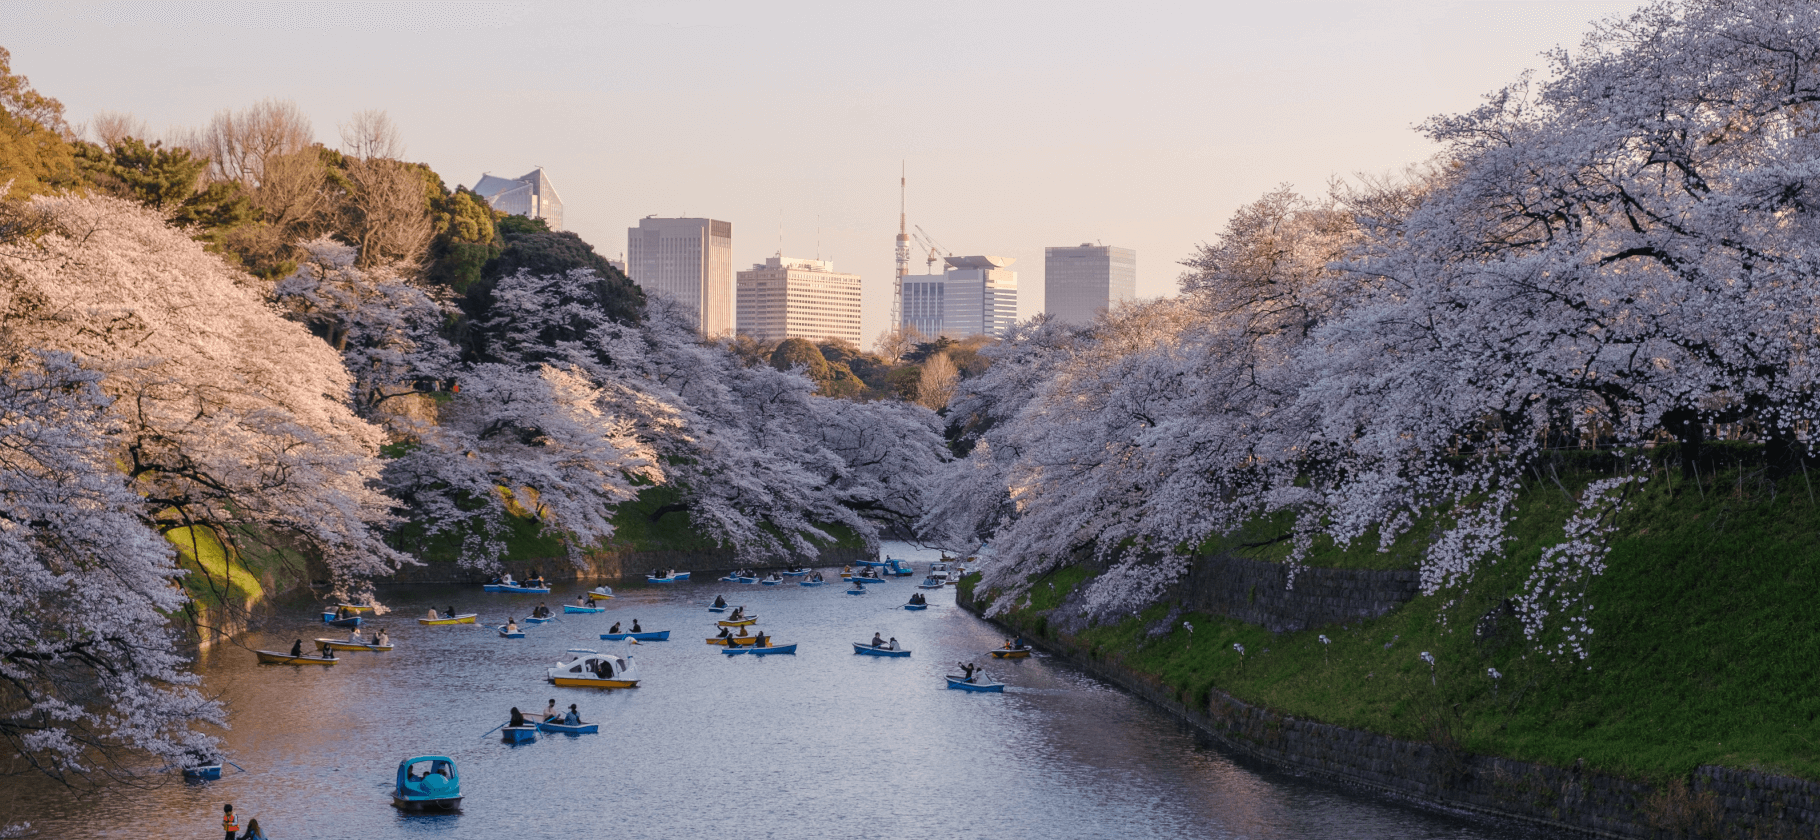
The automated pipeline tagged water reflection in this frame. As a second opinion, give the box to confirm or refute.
[9,543,1557,838]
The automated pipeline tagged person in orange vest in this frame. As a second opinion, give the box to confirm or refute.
[222,803,239,840]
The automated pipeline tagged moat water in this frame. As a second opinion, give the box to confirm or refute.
[10,543,1563,838]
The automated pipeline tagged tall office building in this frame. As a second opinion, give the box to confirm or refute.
[472,168,563,230]
[627,217,733,335]
[1045,243,1136,325]
[736,256,863,346]
[899,255,1018,339]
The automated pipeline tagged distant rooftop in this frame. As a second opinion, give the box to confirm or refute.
[944,255,1016,270]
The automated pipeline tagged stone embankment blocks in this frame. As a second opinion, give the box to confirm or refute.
[1182,552,1420,633]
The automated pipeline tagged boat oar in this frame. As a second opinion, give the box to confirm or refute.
[227,761,247,773]
[478,722,508,739]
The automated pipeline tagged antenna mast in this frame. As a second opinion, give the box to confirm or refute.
[893,162,910,336]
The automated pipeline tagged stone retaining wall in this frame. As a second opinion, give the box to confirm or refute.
[959,584,1820,839]
[1181,553,1421,633]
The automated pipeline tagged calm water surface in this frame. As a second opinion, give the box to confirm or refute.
[14,543,1559,839]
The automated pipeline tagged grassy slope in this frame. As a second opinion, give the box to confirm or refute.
[984,458,1820,783]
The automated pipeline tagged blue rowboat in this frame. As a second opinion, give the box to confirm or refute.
[759,577,784,586]
[600,630,670,641]
[322,613,363,627]
[917,578,944,589]
[708,604,730,612]
[537,719,599,735]
[564,604,606,614]
[524,616,554,625]
[850,575,887,585]
[852,642,911,657]
[484,583,552,594]
[501,725,536,743]
[498,627,526,638]
[845,587,867,595]
[799,580,825,587]
[183,764,222,780]
[723,643,796,655]
[646,573,689,583]
[946,676,1005,692]
[903,603,929,611]
[781,568,810,576]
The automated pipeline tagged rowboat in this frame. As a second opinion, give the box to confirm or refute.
[721,575,759,584]
[564,604,607,614]
[418,613,478,625]
[335,603,376,613]
[484,583,551,594]
[850,575,887,585]
[799,580,825,587]
[315,638,393,652]
[946,676,1006,692]
[501,724,537,743]
[646,572,690,583]
[708,604,730,612]
[183,764,222,780]
[759,576,783,585]
[706,636,761,646]
[903,603,928,611]
[590,586,615,598]
[393,756,461,812]
[723,643,796,655]
[255,650,338,665]
[990,646,1034,659]
[537,719,600,735]
[846,587,867,595]
[524,615,554,625]
[321,613,363,627]
[600,630,669,641]
[781,568,811,576]
[498,627,526,638]
[852,642,911,657]
[547,652,639,688]
[716,617,758,627]
[917,577,944,590]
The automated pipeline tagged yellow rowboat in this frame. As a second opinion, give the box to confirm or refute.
[716,617,758,627]
[989,647,1033,659]
[316,639,394,652]
[706,636,761,646]
[549,675,639,689]
[335,603,376,612]
[418,613,478,625]
[255,650,338,665]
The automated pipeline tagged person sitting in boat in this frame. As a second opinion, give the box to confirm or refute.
[630,619,643,633]
[321,646,336,659]
[349,627,364,644]
[427,607,440,619]
[289,639,303,658]
[1013,635,1026,649]
[650,567,662,578]
[536,603,551,618]
[871,632,885,648]
[737,626,749,637]
[500,574,515,586]
[375,629,390,647]
[1002,639,1014,650]
[564,704,580,725]
[543,699,559,722]
[446,606,457,620]
[609,621,621,634]
[716,626,731,639]
[755,630,768,648]
[505,618,519,633]
[888,637,899,651]
[576,595,587,607]
[811,572,823,582]
[959,662,978,683]
[509,707,526,728]
[713,595,727,608]
[586,594,599,607]
[729,606,744,620]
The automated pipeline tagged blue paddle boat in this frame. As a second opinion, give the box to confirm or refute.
[759,575,784,585]
[646,572,690,583]
[946,676,1006,692]
[600,630,670,641]
[182,763,222,780]
[501,724,536,743]
[321,612,363,628]
[853,642,911,657]
[723,643,797,655]
[537,719,599,735]
[884,559,915,576]
[708,604,730,612]
[393,756,462,811]
[498,626,526,638]
[565,604,606,614]
[917,577,944,590]
[845,586,867,595]
[904,602,929,611]
[799,579,826,587]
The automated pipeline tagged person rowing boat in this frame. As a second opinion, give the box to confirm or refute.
[713,595,727,608]
[870,632,885,648]
[958,662,979,683]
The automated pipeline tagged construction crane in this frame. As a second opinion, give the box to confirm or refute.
[912,225,950,275]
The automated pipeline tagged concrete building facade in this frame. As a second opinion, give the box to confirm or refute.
[899,255,1018,339]
[1045,243,1136,325]
[627,217,733,335]
[736,256,863,346]
[473,168,564,231]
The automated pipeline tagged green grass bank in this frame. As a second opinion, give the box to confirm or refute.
[968,451,1820,785]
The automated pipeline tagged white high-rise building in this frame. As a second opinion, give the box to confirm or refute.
[472,168,563,230]
[627,217,733,335]
[736,256,863,346]
[1045,243,1136,325]
[899,255,1018,339]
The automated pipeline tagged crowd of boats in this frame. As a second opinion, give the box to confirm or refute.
[231,553,1025,812]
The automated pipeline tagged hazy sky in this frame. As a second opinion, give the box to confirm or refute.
[9,0,1641,343]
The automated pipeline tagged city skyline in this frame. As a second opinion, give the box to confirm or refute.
[8,0,1641,344]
